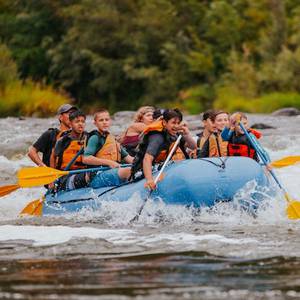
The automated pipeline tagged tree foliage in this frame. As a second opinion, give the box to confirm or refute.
[1,0,300,114]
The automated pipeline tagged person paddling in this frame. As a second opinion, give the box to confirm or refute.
[50,110,88,190]
[221,112,270,163]
[82,109,134,189]
[28,104,78,167]
[131,109,196,190]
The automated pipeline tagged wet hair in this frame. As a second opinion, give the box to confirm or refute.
[69,110,86,121]
[134,106,154,122]
[210,110,229,122]
[163,108,183,122]
[202,109,215,121]
[94,109,109,120]
[153,108,165,120]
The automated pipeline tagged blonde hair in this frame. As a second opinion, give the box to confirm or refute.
[93,109,109,121]
[230,112,247,123]
[134,106,154,122]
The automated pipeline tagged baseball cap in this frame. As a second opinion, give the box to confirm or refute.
[57,104,78,114]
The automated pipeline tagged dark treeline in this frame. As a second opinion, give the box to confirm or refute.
[1,0,300,115]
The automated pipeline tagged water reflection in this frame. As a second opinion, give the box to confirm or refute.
[0,252,300,299]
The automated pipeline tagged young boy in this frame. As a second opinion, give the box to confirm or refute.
[82,109,134,189]
[221,112,270,163]
[195,109,215,158]
[51,110,87,170]
[131,109,196,190]
[50,110,88,191]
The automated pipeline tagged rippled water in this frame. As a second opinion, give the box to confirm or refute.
[0,114,300,299]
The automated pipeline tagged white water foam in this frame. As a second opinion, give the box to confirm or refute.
[0,225,260,249]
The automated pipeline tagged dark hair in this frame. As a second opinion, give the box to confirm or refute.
[163,108,183,122]
[69,110,86,121]
[202,109,215,121]
[153,108,165,120]
[210,110,228,122]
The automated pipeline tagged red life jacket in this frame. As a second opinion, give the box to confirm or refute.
[249,128,262,139]
[227,133,256,159]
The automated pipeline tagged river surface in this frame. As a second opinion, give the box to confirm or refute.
[0,113,299,300]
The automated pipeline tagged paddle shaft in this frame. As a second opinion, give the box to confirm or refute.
[239,123,286,192]
[65,147,84,170]
[67,164,132,175]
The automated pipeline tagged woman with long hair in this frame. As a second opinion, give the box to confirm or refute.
[120,106,154,156]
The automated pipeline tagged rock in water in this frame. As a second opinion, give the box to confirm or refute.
[251,123,276,129]
[271,107,300,116]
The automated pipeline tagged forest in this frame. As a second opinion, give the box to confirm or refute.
[1,0,300,116]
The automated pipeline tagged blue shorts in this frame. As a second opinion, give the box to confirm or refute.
[89,168,124,189]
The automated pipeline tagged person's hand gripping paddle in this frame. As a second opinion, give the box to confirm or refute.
[130,134,183,223]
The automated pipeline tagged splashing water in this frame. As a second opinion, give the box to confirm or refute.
[0,115,300,299]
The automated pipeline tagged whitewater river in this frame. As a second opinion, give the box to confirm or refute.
[0,113,299,300]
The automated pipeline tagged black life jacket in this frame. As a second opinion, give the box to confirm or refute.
[131,130,189,177]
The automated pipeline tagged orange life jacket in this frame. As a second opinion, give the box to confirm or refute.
[55,133,87,170]
[227,133,256,159]
[208,133,228,157]
[142,120,185,162]
[95,133,121,162]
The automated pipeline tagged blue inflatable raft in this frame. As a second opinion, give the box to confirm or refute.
[43,157,271,215]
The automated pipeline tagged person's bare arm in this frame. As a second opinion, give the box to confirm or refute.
[124,155,134,164]
[127,122,146,135]
[82,155,119,168]
[178,122,197,150]
[28,146,46,167]
[184,133,197,150]
[143,153,156,189]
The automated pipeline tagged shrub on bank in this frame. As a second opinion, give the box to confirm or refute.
[0,81,71,117]
[214,87,300,113]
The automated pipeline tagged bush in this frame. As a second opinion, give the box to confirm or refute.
[0,80,72,117]
[214,87,300,113]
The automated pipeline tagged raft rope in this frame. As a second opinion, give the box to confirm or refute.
[198,157,228,169]
[46,158,229,205]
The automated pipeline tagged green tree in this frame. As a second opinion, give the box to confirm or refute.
[0,43,18,91]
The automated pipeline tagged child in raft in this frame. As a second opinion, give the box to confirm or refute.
[221,112,270,163]
[196,110,229,158]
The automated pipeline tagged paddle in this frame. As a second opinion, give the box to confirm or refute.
[239,122,300,219]
[130,134,183,223]
[18,163,132,216]
[20,196,45,216]
[271,156,300,168]
[0,164,131,197]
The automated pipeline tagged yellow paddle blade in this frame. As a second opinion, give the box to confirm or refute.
[19,197,44,216]
[17,167,69,187]
[271,156,300,168]
[0,184,20,197]
[286,201,300,220]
